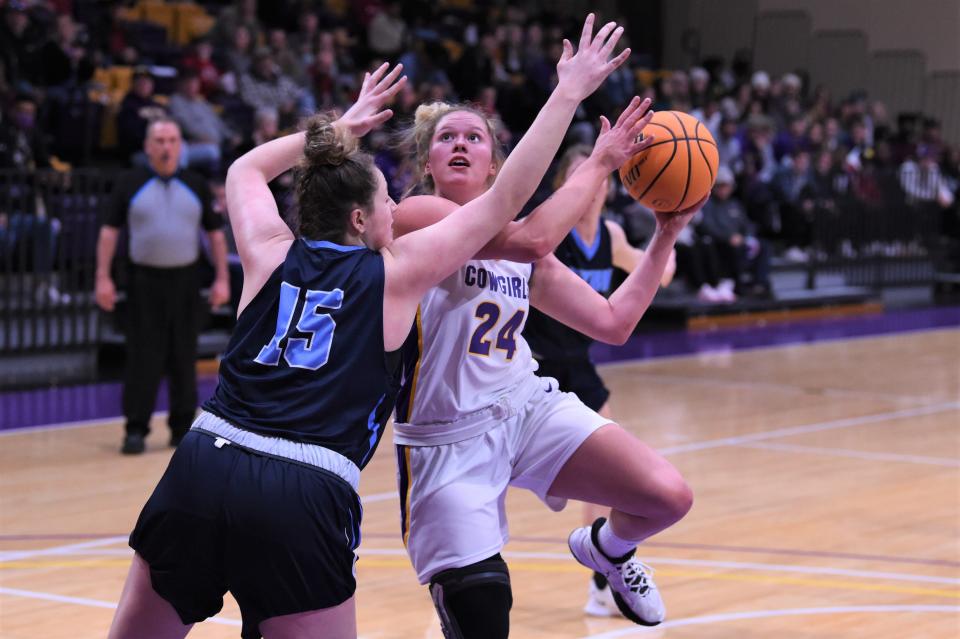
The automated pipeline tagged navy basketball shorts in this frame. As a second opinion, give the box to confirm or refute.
[129,429,362,638]
[534,357,611,412]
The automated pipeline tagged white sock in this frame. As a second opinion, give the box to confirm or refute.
[596,520,637,559]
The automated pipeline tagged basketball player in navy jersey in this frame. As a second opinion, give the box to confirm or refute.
[108,40,621,639]
[524,144,676,617]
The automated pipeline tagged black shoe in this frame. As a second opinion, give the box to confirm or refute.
[121,433,146,455]
[169,431,186,448]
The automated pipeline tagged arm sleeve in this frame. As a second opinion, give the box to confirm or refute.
[194,175,223,231]
[102,171,134,227]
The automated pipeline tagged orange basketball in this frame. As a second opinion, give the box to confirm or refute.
[619,110,719,212]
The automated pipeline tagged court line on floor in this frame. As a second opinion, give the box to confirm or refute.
[0,412,168,437]
[7,532,956,571]
[0,587,242,627]
[737,441,960,466]
[579,605,960,638]
[0,536,127,563]
[359,531,960,568]
[347,555,958,599]
[657,401,960,456]
[6,548,955,589]
[3,557,957,626]
[362,550,960,587]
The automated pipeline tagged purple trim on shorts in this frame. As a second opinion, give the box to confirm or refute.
[1,307,957,432]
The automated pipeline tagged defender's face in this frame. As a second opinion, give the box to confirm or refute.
[363,170,397,250]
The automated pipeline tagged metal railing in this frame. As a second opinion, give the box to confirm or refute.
[798,169,953,291]
[0,169,113,354]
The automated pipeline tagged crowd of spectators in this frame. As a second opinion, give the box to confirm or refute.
[1,0,958,304]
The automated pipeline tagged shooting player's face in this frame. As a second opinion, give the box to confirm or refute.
[427,111,497,196]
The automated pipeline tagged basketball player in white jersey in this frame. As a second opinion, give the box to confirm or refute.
[390,16,707,638]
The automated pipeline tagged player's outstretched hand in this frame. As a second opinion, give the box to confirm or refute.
[654,194,709,238]
[590,96,656,173]
[339,63,407,138]
[556,14,631,102]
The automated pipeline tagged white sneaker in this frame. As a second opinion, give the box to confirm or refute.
[716,279,737,303]
[784,246,809,262]
[696,283,722,303]
[568,518,665,626]
[583,578,619,617]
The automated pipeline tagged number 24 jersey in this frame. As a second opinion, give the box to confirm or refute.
[395,258,536,428]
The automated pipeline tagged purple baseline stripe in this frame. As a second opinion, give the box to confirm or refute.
[1,307,958,432]
[589,305,960,365]
[0,376,218,432]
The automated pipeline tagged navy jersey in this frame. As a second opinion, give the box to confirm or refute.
[203,239,400,469]
[525,219,614,361]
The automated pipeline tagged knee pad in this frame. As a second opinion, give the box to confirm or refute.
[428,554,512,639]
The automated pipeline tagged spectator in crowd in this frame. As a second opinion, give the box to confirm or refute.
[674,219,732,303]
[367,1,407,59]
[843,116,870,171]
[773,148,815,261]
[218,23,254,89]
[0,92,48,170]
[239,47,306,128]
[449,30,503,101]
[743,114,778,182]
[689,66,710,108]
[267,27,308,86]
[168,70,240,175]
[773,115,807,163]
[95,118,230,455]
[804,149,850,256]
[180,38,221,98]
[210,0,261,49]
[117,68,167,162]
[0,1,40,87]
[698,165,772,299]
[715,116,744,174]
[0,92,64,304]
[899,144,956,213]
[289,7,321,65]
[309,47,341,110]
[35,13,85,88]
[250,106,279,149]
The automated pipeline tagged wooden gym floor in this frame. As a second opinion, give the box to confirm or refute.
[1,327,958,638]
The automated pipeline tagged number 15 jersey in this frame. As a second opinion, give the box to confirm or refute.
[203,239,399,469]
[395,258,536,433]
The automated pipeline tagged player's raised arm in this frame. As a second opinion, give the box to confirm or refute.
[530,198,707,345]
[475,98,657,261]
[225,63,405,312]
[384,15,629,306]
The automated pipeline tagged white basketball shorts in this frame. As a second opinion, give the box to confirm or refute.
[394,375,611,584]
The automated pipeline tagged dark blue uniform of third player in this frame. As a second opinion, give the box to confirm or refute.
[525,220,614,411]
[130,240,399,638]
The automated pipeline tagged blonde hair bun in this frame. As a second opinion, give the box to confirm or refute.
[413,102,454,128]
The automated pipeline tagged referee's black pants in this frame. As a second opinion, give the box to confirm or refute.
[123,263,201,438]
